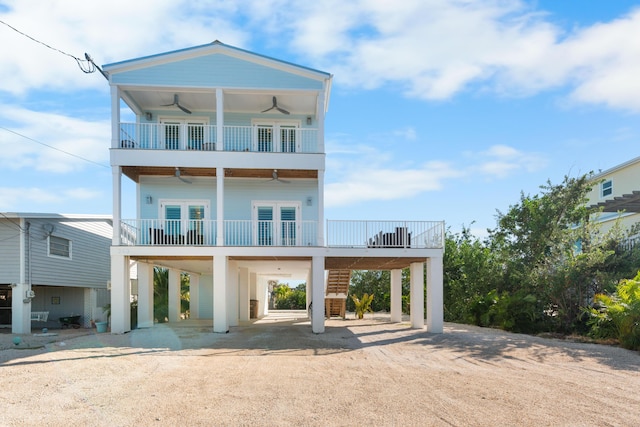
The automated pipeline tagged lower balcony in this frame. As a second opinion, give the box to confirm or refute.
[119,219,444,249]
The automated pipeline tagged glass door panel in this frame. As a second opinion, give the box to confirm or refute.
[280,206,296,246]
[257,206,273,245]
[165,204,182,242]
[281,126,296,152]
[257,126,273,152]
[164,123,180,150]
[188,124,204,150]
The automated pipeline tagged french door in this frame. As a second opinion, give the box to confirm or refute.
[253,121,299,152]
[253,202,300,246]
[161,119,207,150]
[160,200,209,243]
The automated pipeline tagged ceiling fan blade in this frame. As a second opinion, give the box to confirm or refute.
[177,104,192,114]
[174,167,192,184]
[276,106,290,115]
[261,106,275,113]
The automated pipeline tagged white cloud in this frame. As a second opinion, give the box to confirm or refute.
[0,187,89,210]
[470,144,547,178]
[0,106,110,173]
[3,0,640,112]
[325,160,462,207]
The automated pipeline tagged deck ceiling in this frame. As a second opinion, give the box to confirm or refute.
[122,167,317,183]
[122,89,319,116]
[325,257,427,270]
[130,255,427,276]
[589,191,640,213]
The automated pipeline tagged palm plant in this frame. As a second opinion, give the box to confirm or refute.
[351,293,374,319]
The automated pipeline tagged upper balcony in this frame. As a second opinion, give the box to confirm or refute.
[117,219,445,249]
[117,122,320,154]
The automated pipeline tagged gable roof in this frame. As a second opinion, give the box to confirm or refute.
[103,40,331,81]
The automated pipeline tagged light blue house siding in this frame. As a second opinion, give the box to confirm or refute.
[111,54,324,90]
[139,179,318,222]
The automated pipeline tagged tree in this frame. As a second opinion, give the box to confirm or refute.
[153,267,190,323]
[443,225,499,323]
[274,283,306,309]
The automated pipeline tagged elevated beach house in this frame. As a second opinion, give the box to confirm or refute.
[103,41,444,334]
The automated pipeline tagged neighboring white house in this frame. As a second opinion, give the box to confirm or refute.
[0,213,112,333]
[587,156,640,243]
[103,41,445,335]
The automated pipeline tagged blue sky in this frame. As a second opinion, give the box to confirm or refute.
[1,0,640,237]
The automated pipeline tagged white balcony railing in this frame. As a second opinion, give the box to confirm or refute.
[325,220,445,249]
[119,219,444,249]
[118,123,319,153]
[120,219,318,247]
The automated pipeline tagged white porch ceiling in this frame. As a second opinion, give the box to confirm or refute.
[122,89,318,116]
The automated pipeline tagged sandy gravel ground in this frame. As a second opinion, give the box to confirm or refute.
[1,313,639,427]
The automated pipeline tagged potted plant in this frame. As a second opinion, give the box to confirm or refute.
[95,304,110,333]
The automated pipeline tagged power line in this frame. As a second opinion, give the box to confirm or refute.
[0,18,101,75]
[0,126,110,169]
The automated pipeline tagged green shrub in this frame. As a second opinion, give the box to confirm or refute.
[586,271,640,350]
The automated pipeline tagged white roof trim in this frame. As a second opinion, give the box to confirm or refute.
[590,155,640,181]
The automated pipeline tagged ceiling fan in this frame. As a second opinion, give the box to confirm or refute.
[261,96,290,115]
[267,169,289,183]
[174,167,191,184]
[162,94,192,114]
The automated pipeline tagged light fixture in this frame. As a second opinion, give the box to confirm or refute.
[145,112,152,121]
[145,195,153,204]
[306,116,312,125]
[306,196,312,206]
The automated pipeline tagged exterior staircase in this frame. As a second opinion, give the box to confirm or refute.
[325,270,351,319]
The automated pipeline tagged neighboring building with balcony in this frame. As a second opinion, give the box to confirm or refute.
[588,156,640,248]
[104,41,444,335]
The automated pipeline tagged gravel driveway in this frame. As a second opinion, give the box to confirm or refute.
[2,314,639,426]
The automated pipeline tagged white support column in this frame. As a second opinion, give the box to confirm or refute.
[190,274,200,319]
[112,167,122,246]
[111,85,120,149]
[410,262,425,329]
[305,268,312,313]
[390,269,403,323]
[317,170,325,246]
[426,256,444,333]
[227,261,239,327]
[168,268,181,322]
[11,283,30,334]
[213,255,228,333]
[216,167,224,246]
[216,88,223,151]
[238,267,249,321]
[137,262,154,328]
[110,253,131,334]
[311,256,325,333]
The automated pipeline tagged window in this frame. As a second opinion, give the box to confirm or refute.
[601,180,612,197]
[49,235,71,258]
